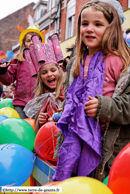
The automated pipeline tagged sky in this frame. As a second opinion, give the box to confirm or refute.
[0,0,40,20]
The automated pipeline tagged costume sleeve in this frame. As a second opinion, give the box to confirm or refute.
[96,93,130,125]
[34,97,50,134]
[0,61,17,85]
[108,54,124,82]
[0,66,8,75]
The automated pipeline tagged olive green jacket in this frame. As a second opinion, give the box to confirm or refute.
[96,64,130,180]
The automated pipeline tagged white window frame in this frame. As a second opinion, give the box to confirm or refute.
[128,0,130,8]
[34,5,46,21]
[48,0,55,11]
[35,7,41,21]
[45,30,55,43]
[65,0,76,39]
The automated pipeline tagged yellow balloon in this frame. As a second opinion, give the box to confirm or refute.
[0,107,20,118]
[51,177,113,194]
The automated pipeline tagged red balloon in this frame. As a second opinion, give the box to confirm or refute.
[35,121,59,161]
[108,143,130,194]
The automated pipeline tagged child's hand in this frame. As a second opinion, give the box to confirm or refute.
[0,62,9,67]
[57,108,63,112]
[84,96,98,117]
[38,112,49,125]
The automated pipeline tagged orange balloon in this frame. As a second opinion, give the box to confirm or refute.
[24,118,35,130]
[33,181,61,194]
[35,121,59,161]
[108,143,130,194]
[44,181,61,186]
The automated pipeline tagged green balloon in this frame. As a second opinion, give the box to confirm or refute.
[103,176,109,186]
[0,118,35,151]
[0,98,14,109]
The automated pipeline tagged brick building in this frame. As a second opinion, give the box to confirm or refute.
[0,3,35,53]
[60,0,130,56]
[35,0,129,57]
[0,0,129,56]
[59,0,128,41]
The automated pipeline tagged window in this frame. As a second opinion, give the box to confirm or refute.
[45,30,55,43]
[129,0,130,8]
[33,4,47,22]
[65,0,76,39]
[48,0,55,11]
[34,7,41,21]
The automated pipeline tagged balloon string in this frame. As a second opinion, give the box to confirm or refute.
[36,101,59,182]
[32,155,36,163]
[48,167,52,182]
[36,151,56,183]
[50,116,55,152]
[37,128,57,154]
[36,114,57,182]
[47,120,55,182]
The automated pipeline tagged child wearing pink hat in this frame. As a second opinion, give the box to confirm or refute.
[24,34,65,134]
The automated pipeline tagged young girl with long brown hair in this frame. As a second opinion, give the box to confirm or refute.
[52,0,130,182]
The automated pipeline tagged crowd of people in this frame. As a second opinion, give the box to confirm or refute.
[0,0,130,185]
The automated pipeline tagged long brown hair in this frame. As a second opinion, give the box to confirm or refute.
[73,0,130,77]
[34,64,63,99]
[14,32,41,61]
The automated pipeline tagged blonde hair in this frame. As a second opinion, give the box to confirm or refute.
[73,0,130,77]
[34,64,63,99]
[14,32,42,62]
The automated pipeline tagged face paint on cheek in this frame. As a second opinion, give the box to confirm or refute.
[80,28,85,36]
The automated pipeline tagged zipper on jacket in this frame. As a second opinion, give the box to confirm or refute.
[104,121,109,137]
[121,90,130,96]
[96,122,109,180]
[99,89,129,179]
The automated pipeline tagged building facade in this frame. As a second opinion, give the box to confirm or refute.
[0,3,35,53]
[33,0,129,57]
[0,0,129,56]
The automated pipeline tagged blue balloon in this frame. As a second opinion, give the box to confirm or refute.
[0,115,8,123]
[6,51,14,62]
[0,143,35,187]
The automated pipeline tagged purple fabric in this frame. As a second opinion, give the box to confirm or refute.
[52,50,106,181]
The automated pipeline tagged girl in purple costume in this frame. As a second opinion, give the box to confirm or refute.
[53,0,130,181]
